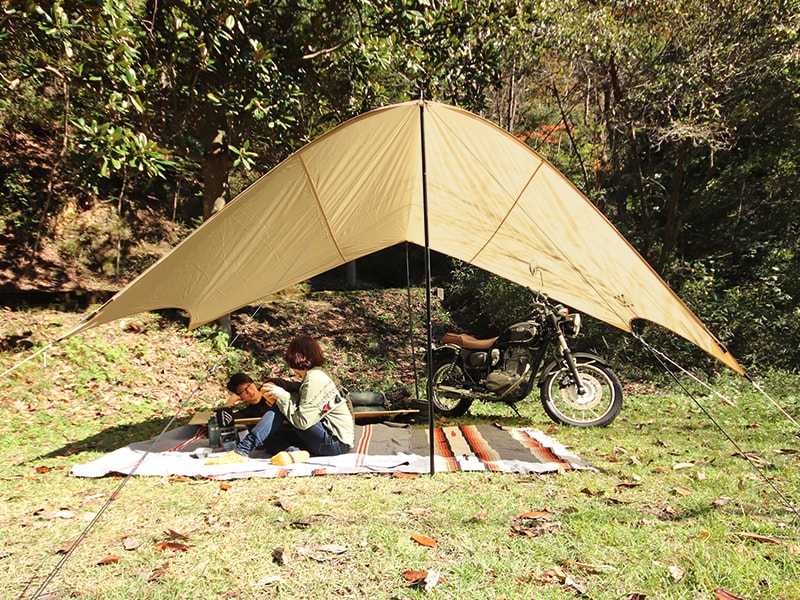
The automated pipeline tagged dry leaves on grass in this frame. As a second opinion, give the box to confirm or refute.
[155,541,190,553]
[410,533,437,548]
[667,564,685,581]
[464,506,488,523]
[510,510,560,538]
[403,570,446,591]
[296,544,348,562]
[121,536,141,550]
[532,564,587,595]
[147,562,169,582]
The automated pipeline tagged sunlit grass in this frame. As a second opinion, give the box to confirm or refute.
[1,301,798,599]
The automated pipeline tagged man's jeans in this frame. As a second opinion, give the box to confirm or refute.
[234,404,350,457]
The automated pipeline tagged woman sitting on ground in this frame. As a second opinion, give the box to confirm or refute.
[216,335,355,463]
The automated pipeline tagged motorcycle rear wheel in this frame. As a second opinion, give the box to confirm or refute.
[540,358,623,427]
[430,358,474,417]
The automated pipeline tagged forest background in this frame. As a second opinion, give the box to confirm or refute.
[1,0,799,376]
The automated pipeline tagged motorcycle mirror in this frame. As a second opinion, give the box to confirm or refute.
[528,261,544,292]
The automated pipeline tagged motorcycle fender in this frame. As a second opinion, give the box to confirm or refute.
[430,344,460,363]
[537,352,611,386]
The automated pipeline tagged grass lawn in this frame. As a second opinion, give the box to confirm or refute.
[1,298,798,599]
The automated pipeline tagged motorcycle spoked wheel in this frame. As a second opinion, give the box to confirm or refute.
[540,358,623,427]
[430,358,474,417]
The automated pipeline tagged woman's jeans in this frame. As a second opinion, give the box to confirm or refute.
[234,404,350,457]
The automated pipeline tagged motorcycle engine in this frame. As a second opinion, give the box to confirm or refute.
[484,348,530,393]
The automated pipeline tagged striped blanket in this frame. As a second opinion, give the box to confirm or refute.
[70,422,594,479]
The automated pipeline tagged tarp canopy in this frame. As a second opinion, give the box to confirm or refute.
[62,100,743,375]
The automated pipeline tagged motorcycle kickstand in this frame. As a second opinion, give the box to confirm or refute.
[506,402,523,419]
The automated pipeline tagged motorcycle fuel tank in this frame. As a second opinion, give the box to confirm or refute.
[498,321,539,344]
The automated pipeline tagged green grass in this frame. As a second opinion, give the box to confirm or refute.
[0,300,798,599]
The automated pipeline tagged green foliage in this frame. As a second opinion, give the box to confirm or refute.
[442,261,534,336]
[1,0,799,373]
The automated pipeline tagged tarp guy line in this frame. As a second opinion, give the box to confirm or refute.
[636,333,800,521]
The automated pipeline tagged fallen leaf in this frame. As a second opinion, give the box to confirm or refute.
[735,452,771,466]
[565,574,588,594]
[465,507,488,522]
[392,472,420,479]
[148,562,169,581]
[733,532,781,544]
[713,589,746,600]
[533,564,568,583]
[787,543,800,556]
[96,555,119,566]
[219,482,232,491]
[402,570,429,583]
[318,544,348,555]
[256,574,283,586]
[410,533,437,548]
[402,570,447,587]
[424,570,442,591]
[511,511,560,538]
[667,565,685,581]
[56,540,77,554]
[272,547,292,565]
[673,462,694,470]
[606,497,633,505]
[155,541,190,553]
[165,529,189,540]
[614,482,639,492]
[519,510,550,519]
[277,497,293,512]
[626,594,647,600]
[713,496,733,506]
[673,486,693,497]
[121,536,141,550]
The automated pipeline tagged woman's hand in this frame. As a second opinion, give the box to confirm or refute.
[260,382,282,406]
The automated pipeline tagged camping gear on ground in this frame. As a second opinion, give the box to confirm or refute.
[429,293,623,427]
[207,414,220,448]
[271,449,310,465]
[349,391,387,412]
[215,408,237,450]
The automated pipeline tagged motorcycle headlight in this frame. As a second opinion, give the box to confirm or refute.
[565,313,581,337]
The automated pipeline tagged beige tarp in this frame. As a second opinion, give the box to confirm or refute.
[62,100,743,374]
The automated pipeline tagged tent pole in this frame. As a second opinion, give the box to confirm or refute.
[419,100,435,476]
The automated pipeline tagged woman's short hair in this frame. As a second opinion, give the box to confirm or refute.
[285,335,324,370]
[226,372,254,393]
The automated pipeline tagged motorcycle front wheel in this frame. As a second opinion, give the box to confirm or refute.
[540,357,623,427]
[430,358,474,417]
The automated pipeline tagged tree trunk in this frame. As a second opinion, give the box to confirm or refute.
[201,128,234,336]
[202,129,232,220]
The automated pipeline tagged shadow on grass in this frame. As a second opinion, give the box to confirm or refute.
[37,416,186,461]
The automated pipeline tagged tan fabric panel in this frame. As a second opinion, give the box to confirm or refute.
[61,101,743,375]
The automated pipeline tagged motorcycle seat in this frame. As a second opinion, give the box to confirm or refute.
[440,333,499,350]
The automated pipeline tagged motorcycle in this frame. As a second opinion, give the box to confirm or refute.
[427,294,623,427]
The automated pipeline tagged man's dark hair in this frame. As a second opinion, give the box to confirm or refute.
[226,372,254,393]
